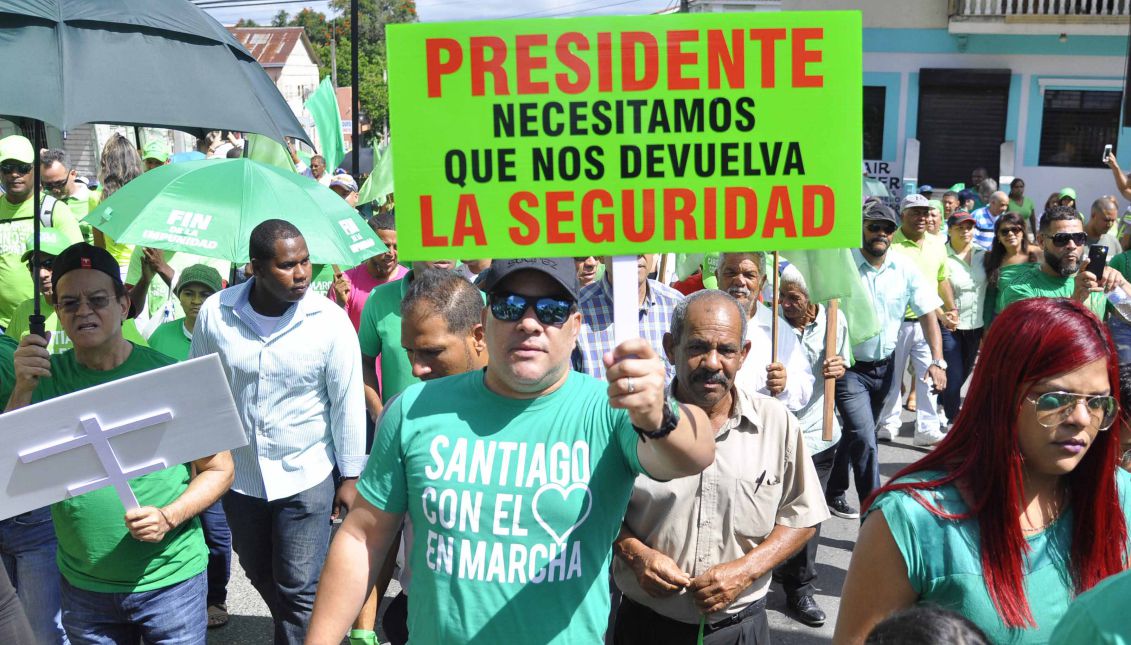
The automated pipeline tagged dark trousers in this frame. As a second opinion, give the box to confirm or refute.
[199,500,231,607]
[613,595,768,645]
[938,327,982,421]
[382,591,408,645]
[774,445,837,598]
[0,559,33,645]
[222,475,334,645]
[827,358,895,505]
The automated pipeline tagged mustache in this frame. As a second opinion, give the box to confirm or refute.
[727,287,752,299]
[691,369,729,386]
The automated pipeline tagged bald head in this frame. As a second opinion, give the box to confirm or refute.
[989,191,1009,216]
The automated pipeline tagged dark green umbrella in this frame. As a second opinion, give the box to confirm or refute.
[0,0,313,335]
[0,0,309,142]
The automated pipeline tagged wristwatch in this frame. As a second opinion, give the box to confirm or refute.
[633,399,681,441]
[930,358,948,370]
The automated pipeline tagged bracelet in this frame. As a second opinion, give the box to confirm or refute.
[632,399,681,442]
[157,507,176,529]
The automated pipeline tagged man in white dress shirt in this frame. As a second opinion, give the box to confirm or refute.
[715,252,814,412]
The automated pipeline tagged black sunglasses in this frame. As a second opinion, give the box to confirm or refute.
[0,162,31,175]
[489,292,575,325]
[1049,232,1087,247]
[25,257,54,271]
[42,178,69,191]
[865,222,897,235]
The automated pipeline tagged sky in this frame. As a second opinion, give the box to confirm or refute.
[200,0,678,25]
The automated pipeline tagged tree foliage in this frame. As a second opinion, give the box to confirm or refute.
[234,1,417,145]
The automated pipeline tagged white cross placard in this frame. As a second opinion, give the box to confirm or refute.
[0,354,247,519]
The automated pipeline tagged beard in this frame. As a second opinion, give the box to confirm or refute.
[1045,250,1080,278]
[862,237,889,258]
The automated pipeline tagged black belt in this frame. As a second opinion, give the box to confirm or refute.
[621,595,766,634]
[853,355,893,369]
[904,316,919,322]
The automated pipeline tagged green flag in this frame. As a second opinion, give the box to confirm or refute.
[244,133,296,173]
[357,140,394,206]
[304,77,345,173]
[784,248,879,347]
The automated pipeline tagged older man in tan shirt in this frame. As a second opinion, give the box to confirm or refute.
[612,290,828,644]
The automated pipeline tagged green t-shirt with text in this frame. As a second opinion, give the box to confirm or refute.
[358,370,646,644]
[33,345,207,592]
[6,296,149,354]
[997,262,1106,318]
[147,318,191,362]
[0,196,83,328]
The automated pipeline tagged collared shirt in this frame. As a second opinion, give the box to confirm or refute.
[190,278,367,500]
[573,276,684,381]
[891,229,947,318]
[944,244,988,330]
[613,388,828,625]
[971,206,999,251]
[735,303,814,412]
[851,249,942,362]
[790,305,851,455]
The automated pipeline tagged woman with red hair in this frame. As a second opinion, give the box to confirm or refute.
[834,297,1131,644]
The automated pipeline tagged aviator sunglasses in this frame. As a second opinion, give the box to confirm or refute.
[1025,391,1118,430]
[489,292,575,325]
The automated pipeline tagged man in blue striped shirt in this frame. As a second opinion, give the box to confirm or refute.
[190,220,367,645]
[573,255,684,382]
[971,190,1010,251]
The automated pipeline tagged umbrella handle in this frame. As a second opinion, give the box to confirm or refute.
[28,315,46,339]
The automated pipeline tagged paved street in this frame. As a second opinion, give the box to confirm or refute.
[208,411,931,644]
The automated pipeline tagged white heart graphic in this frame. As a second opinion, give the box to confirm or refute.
[532,482,593,545]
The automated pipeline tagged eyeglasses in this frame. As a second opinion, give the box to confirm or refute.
[865,222,897,235]
[1049,232,1088,247]
[1025,390,1118,430]
[0,162,31,175]
[489,292,575,325]
[57,294,113,314]
[999,227,1024,236]
[25,257,54,271]
[42,178,68,192]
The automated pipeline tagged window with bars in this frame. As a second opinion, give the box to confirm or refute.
[1038,89,1121,167]
[863,86,886,160]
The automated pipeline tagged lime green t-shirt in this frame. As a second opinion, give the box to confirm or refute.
[1009,196,1036,221]
[872,469,1131,645]
[6,296,149,354]
[124,248,229,321]
[1050,566,1131,644]
[358,370,647,644]
[33,345,207,592]
[0,196,83,328]
[997,262,1107,318]
[358,271,416,401]
[147,318,191,362]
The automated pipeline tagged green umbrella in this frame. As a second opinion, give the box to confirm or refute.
[84,158,386,265]
[0,0,309,143]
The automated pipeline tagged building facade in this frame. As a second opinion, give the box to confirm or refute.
[694,0,1131,210]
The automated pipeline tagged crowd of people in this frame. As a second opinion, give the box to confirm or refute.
[4,124,1131,645]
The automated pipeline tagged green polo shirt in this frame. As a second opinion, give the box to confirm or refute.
[891,230,948,318]
[358,271,417,402]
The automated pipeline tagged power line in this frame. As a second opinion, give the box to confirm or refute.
[505,0,621,19]
[530,0,652,19]
[193,0,330,9]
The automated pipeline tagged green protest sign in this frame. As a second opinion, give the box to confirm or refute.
[387,11,862,261]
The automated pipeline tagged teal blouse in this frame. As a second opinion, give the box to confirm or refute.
[870,469,1131,644]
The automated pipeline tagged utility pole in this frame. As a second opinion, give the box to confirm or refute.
[351,0,360,174]
[330,30,337,87]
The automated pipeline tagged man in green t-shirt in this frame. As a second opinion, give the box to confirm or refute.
[357,258,457,421]
[41,148,99,244]
[307,258,716,645]
[7,243,234,643]
[998,205,1128,318]
[0,135,83,330]
[148,264,222,362]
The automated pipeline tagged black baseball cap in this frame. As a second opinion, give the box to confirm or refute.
[862,200,899,226]
[51,243,124,292]
[475,258,580,301]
